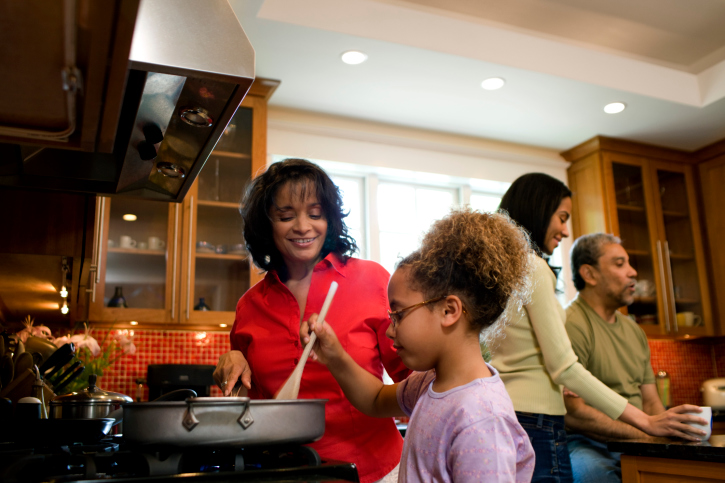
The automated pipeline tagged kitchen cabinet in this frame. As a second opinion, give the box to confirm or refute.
[88,80,278,328]
[563,137,714,338]
[621,455,725,483]
[696,140,725,335]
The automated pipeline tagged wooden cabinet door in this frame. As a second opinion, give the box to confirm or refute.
[179,100,265,327]
[648,160,714,336]
[89,196,181,324]
[602,152,668,337]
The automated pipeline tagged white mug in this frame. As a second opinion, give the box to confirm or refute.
[685,406,712,440]
[677,311,702,327]
[119,236,137,249]
[149,236,166,250]
[138,241,149,250]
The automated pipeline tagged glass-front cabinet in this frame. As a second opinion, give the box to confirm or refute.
[603,152,713,337]
[88,81,277,328]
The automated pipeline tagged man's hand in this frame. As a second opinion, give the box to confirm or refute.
[564,392,650,441]
[213,350,252,396]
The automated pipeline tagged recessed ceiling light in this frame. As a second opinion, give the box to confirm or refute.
[341,50,368,65]
[219,323,228,328]
[130,321,139,325]
[481,77,505,90]
[123,214,137,221]
[604,102,626,114]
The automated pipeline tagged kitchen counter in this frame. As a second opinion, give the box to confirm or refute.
[609,435,725,482]
[608,435,725,463]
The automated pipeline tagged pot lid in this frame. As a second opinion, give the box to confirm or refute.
[51,374,133,404]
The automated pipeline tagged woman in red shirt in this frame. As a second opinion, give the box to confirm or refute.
[213,158,409,483]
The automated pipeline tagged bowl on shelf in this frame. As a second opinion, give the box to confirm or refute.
[229,243,246,255]
[196,241,216,254]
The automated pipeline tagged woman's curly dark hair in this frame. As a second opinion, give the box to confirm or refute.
[398,208,533,335]
[241,158,357,272]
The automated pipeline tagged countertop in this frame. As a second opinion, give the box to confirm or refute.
[608,435,725,463]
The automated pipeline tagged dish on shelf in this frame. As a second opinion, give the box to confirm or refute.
[196,241,215,253]
[229,243,246,255]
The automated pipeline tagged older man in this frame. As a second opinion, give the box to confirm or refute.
[564,233,705,483]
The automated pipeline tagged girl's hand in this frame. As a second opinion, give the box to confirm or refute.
[301,313,345,365]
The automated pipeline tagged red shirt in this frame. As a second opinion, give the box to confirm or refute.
[231,253,410,483]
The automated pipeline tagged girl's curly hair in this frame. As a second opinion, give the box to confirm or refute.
[398,207,533,337]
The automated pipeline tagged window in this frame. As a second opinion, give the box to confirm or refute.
[377,182,457,273]
[329,174,367,258]
[321,160,507,274]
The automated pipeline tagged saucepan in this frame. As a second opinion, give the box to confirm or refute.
[121,397,327,447]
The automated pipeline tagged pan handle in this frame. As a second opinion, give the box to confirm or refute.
[182,397,252,432]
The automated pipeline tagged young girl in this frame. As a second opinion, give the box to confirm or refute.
[302,208,535,482]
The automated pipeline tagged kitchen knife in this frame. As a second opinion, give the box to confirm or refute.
[53,365,85,394]
[39,342,75,375]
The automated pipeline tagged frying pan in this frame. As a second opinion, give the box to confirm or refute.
[122,397,326,448]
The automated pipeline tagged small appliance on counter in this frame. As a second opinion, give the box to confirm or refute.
[701,378,725,412]
[147,364,214,401]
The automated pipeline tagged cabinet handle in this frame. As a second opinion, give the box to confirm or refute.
[171,203,179,320]
[87,197,105,303]
[656,241,671,333]
[663,242,678,333]
[186,196,194,320]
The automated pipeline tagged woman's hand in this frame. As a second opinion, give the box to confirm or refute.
[639,405,708,441]
[300,313,345,366]
[213,350,252,396]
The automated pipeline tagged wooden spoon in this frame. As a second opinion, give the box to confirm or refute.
[274,281,338,400]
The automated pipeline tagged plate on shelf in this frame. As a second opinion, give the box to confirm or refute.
[196,247,215,254]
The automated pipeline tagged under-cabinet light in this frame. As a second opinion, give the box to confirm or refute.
[130,321,139,325]
[123,214,138,221]
[60,300,69,315]
[219,324,228,328]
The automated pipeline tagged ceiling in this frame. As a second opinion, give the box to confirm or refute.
[229,0,725,152]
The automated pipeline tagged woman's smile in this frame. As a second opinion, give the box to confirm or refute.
[270,181,328,271]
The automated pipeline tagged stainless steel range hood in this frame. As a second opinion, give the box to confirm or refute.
[0,0,255,202]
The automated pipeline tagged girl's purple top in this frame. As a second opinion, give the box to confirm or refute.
[397,364,535,482]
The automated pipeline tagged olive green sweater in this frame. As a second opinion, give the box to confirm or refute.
[490,256,628,419]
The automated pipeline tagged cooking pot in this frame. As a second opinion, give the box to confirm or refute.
[122,397,326,447]
[49,374,132,420]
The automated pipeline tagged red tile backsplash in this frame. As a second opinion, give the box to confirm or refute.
[648,339,722,406]
[90,328,723,408]
[93,329,231,401]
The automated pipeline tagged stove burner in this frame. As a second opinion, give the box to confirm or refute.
[0,440,359,483]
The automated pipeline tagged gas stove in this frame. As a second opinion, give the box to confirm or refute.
[0,438,359,483]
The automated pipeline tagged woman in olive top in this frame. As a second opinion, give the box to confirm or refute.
[491,173,705,483]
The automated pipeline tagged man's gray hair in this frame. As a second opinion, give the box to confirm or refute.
[571,233,622,291]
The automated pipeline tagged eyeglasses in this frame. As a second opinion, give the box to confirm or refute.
[387,295,448,330]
